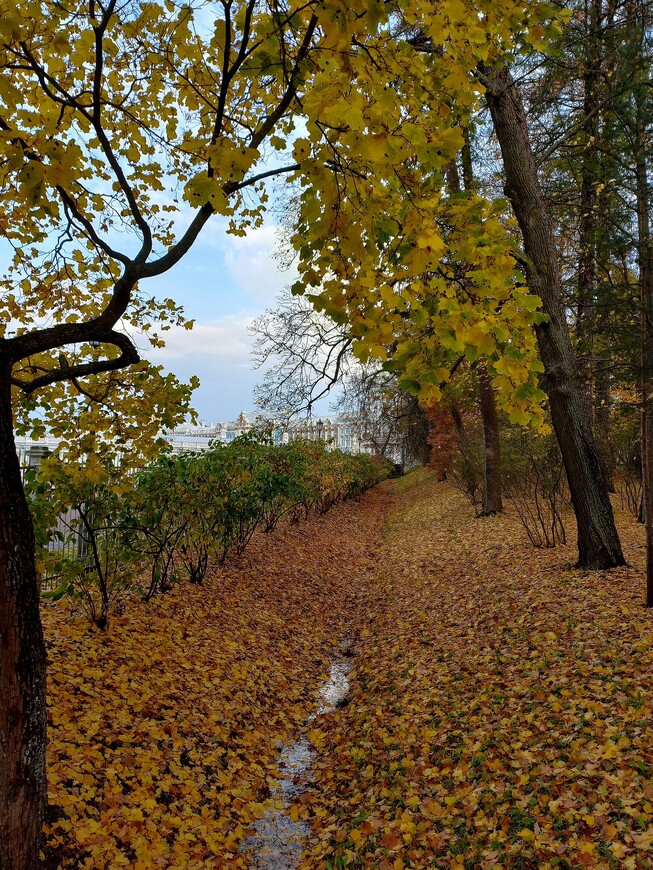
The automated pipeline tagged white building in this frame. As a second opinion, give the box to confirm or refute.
[15,412,384,473]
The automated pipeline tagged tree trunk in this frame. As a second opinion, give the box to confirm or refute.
[458,130,503,515]
[481,62,625,569]
[593,358,615,491]
[629,0,653,605]
[478,365,503,515]
[449,401,470,454]
[0,362,47,869]
[575,0,602,420]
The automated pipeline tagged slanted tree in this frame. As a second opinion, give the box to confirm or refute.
[476,61,625,569]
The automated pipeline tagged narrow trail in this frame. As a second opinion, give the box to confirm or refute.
[42,471,653,868]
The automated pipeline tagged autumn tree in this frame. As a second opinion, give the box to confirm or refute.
[288,3,623,566]
[0,1,607,865]
[446,133,503,514]
[0,0,391,863]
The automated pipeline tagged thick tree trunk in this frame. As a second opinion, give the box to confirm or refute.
[0,362,47,869]
[478,365,503,515]
[481,63,625,569]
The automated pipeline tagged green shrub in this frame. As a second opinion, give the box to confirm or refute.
[29,433,391,624]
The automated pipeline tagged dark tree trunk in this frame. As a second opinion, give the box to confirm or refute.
[576,0,602,419]
[478,365,503,515]
[481,63,625,569]
[0,362,47,870]
[594,357,615,491]
[629,0,653,605]
[449,401,469,453]
[457,131,503,515]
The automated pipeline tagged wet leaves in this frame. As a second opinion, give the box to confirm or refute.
[300,471,653,869]
[42,488,391,868]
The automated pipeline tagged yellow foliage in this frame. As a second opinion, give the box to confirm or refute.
[43,488,390,867]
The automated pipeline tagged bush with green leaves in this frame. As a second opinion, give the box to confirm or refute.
[28,450,136,628]
[29,433,390,624]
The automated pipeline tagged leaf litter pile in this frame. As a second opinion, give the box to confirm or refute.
[43,470,653,868]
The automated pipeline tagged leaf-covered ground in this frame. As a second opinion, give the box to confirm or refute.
[299,472,653,869]
[42,486,391,868]
[43,471,653,868]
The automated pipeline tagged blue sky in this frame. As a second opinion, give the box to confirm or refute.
[2,213,303,425]
[144,217,298,423]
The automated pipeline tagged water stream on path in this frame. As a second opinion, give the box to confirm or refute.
[242,639,354,869]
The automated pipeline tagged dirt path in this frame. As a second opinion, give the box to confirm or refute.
[297,472,653,869]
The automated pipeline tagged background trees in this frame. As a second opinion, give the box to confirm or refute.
[505,0,653,589]
[252,289,433,468]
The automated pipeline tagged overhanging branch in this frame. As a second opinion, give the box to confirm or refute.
[10,330,139,394]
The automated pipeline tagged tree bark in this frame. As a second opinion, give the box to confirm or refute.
[628,0,653,605]
[576,0,602,419]
[0,362,47,870]
[481,62,625,569]
[478,364,503,515]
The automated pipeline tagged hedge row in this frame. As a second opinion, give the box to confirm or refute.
[30,435,390,627]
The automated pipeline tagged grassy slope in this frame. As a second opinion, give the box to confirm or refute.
[300,471,653,870]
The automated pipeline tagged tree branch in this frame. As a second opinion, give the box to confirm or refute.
[11,330,139,394]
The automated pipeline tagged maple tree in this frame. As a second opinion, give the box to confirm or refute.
[287,1,625,569]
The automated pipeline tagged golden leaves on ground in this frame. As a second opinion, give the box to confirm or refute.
[42,488,391,868]
[43,471,653,868]
[300,472,653,869]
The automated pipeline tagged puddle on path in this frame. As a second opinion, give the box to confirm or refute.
[242,639,353,869]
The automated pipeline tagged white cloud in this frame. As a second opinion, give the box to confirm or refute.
[142,314,271,421]
[146,315,253,362]
[222,224,298,300]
